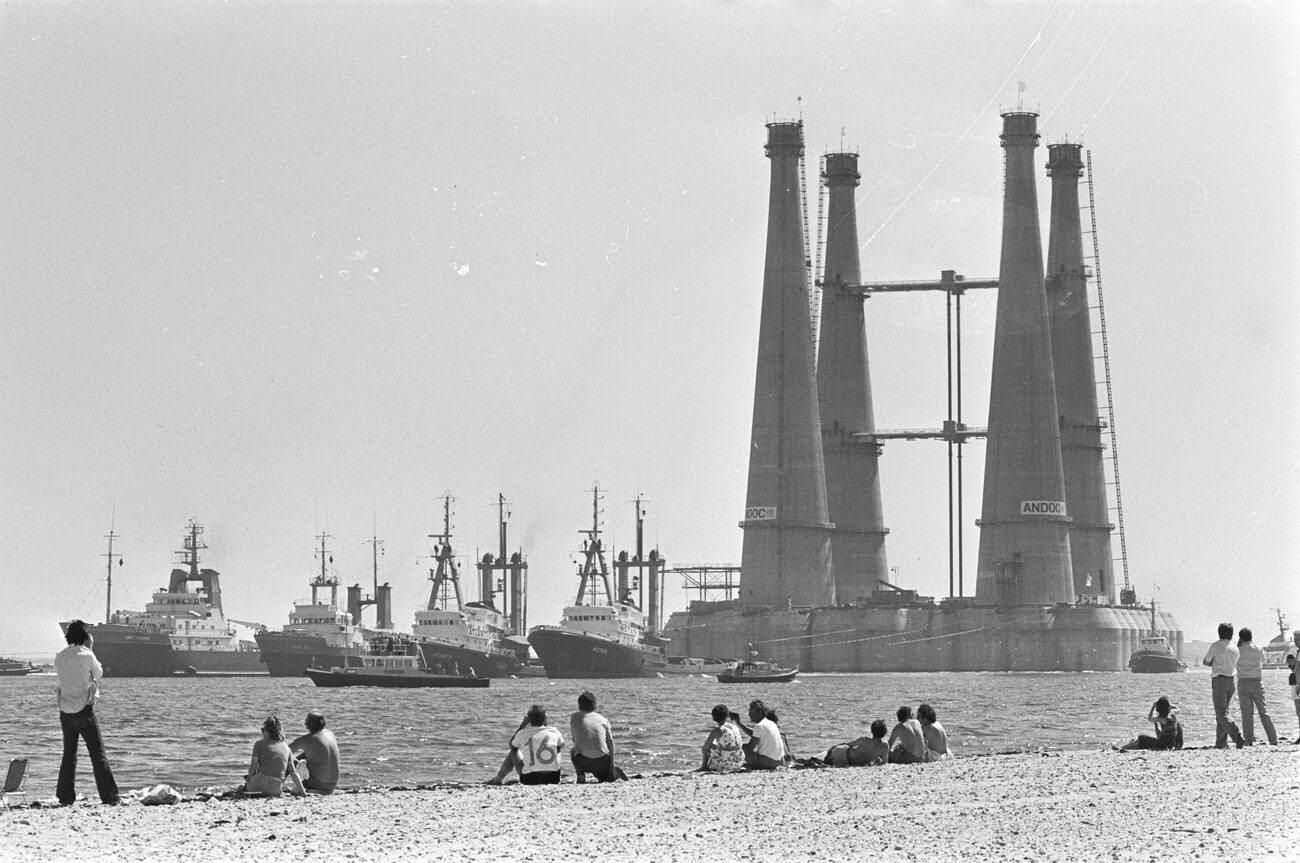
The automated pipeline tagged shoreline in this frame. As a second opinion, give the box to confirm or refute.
[2,747,1294,862]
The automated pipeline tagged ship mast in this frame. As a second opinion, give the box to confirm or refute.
[102,527,121,625]
[311,531,338,607]
[427,493,463,611]
[575,483,613,606]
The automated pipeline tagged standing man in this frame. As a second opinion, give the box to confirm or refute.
[1202,622,1246,749]
[1288,631,1300,744]
[54,620,120,805]
[289,711,340,794]
[1235,628,1278,746]
[568,691,617,783]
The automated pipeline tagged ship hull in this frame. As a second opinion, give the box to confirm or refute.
[1128,651,1185,673]
[83,624,268,676]
[256,631,364,677]
[415,640,524,678]
[305,668,490,688]
[665,602,1184,673]
[527,628,666,678]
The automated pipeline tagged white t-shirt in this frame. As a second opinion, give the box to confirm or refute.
[752,717,785,761]
[510,724,564,775]
[54,644,102,713]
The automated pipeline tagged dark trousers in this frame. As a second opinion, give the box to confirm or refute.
[519,771,560,785]
[58,706,119,805]
[1211,675,1245,748]
[571,752,615,782]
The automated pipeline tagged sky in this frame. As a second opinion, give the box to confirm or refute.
[1,1,1296,659]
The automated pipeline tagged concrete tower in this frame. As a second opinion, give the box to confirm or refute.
[740,121,835,609]
[1045,142,1115,603]
[975,111,1075,606]
[816,151,889,603]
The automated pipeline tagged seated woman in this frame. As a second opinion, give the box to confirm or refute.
[487,705,565,785]
[699,703,744,773]
[917,703,953,761]
[887,705,929,764]
[825,719,889,767]
[736,699,786,770]
[244,715,306,797]
[1119,696,1184,751]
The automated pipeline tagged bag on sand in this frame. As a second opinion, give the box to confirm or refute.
[140,784,182,805]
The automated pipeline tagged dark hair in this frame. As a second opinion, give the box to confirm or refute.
[896,705,913,723]
[1237,627,1253,644]
[766,709,780,724]
[64,619,89,646]
[748,699,767,719]
[306,711,326,732]
[262,715,284,741]
[917,703,937,724]
[711,704,730,724]
[578,691,596,712]
[871,719,888,739]
[526,704,547,727]
[1154,696,1171,717]
[1217,622,1233,640]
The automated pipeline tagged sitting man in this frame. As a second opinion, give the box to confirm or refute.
[289,711,340,794]
[848,719,891,766]
[738,699,786,770]
[569,691,618,783]
[487,705,565,785]
[887,705,929,764]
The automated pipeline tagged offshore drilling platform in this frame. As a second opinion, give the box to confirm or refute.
[663,110,1182,671]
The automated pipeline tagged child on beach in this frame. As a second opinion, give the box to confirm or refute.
[1119,696,1184,751]
[700,704,745,773]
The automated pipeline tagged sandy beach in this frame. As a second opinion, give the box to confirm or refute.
[2,746,1295,862]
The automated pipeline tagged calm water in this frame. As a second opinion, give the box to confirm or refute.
[3,669,1295,799]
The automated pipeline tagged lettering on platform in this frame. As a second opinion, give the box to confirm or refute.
[1020,500,1067,516]
[745,506,778,521]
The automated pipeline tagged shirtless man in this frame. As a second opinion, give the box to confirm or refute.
[846,719,890,766]
[289,711,340,794]
[887,705,928,764]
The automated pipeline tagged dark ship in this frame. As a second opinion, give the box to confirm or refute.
[75,521,264,676]
[527,488,668,678]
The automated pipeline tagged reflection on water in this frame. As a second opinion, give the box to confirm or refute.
[4,669,1292,798]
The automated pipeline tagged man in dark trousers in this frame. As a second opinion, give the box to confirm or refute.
[54,620,120,805]
[1202,621,1246,749]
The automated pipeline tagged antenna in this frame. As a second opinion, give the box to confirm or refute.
[1017,80,1026,109]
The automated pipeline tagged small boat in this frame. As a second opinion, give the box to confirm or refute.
[662,656,734,676]
[1128,601,1185,674]
[717,647,798,683]
[305,636,489,688]
[0,657,38,676]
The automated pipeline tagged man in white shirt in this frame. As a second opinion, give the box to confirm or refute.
[1235,627,1277,745]
[54,620,120,805]
[1201,622,1246,749]
[487,704,564,785]
[740,699,786,770]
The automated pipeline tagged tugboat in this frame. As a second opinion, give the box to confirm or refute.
[255,533,371,677]
[410,495,526,678]
[306,635,489,688]
[1128,601,1185,674]
[527,487,668,678]
[717,645,798,683]
[0,657,38,676]
[73,521,265,676]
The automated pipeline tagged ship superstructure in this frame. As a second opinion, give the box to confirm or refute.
[411,494,525,677]
[255,532,370,677]
[85,520,264,676]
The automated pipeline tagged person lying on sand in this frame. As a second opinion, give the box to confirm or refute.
[244,715,306,798]
[887,705,929,764]
[1119,696,1184,751]
[825,718,889,767]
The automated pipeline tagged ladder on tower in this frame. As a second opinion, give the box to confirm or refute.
[798,150,823,360]
[1081,149,1132,597]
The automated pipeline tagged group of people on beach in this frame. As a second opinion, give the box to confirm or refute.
[1117,622,1300,753]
